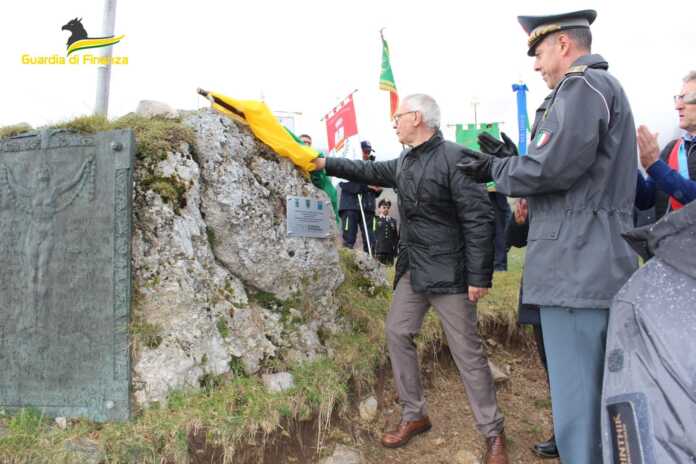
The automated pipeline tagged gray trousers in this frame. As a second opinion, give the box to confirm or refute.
[541,306,608,464]
[386,272,504,437]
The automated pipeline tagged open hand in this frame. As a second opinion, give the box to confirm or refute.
[514,198,528,224]
[311,157,326,171]
[637,126,660,170]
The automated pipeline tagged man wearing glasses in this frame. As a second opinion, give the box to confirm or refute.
[312,94,508,463]
[635,71,696,217]
[458,10,639,463]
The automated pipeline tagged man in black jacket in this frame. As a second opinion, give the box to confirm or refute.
[312,94,508,464]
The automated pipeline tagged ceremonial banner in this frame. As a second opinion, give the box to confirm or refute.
[455,122,500,150]
[513,83,530,155]
[379,31,399,118]
[324,94,359,158]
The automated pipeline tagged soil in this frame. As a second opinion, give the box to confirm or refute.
[330,342,561,464]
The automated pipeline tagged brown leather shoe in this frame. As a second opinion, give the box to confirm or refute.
[483,433,509,464]
[381,417,432,448]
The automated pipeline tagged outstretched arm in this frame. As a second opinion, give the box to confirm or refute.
[55,157,93,195]
[1,165,33,213]
[3,165,32,198]
[321,157,398,188]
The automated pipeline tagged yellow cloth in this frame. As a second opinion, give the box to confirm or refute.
[209,92,318,174]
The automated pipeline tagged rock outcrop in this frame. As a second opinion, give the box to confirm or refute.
[131,109,345,405]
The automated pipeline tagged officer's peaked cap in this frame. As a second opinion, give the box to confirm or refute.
[518,9,596,56]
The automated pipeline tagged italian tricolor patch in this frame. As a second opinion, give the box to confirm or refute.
[536,130,552,148]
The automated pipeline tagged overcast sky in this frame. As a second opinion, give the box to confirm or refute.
[2,0,692,160]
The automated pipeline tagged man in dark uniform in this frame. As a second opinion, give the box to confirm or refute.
[459,10,639,463]
[372,199,399,265]
[337,141,381,253]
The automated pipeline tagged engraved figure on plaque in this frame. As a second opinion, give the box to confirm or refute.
[0,128,133,421]
[1,157,95,332]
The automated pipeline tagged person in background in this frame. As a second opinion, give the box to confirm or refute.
[373,199,399,265]
[299,134,312,146]
[337,141,381,253]
[488,191,511,271]
[635,71,696,217]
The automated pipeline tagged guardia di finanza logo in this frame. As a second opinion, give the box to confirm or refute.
[21,17,127,65]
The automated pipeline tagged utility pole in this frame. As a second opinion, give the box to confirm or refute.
[471,97,480,127]
[95,0,117,116]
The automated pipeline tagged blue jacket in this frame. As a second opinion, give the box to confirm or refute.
[635,138,696,216]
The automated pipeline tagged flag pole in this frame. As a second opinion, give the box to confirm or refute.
[321,89,359,121]
[95,0,117,116]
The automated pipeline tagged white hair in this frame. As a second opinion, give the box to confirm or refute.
[684,70,696,83]
[402,94,441,129]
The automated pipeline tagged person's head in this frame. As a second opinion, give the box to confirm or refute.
[378,199,391,215]
[519,10,595,89]
[676,71,696,135]
[299,134,312,146]
[360,140,374,160]
[392,94,440,147]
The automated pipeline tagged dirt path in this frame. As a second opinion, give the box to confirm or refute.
[343,344,560,464]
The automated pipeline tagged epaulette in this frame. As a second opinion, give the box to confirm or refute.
[566,64,588,75]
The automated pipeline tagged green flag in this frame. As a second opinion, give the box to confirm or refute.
[455,122,500,150]
[455,123,500,191]
[379,31,399,118]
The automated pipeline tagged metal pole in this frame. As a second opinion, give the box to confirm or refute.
[471,97,480,128]
[95,0,117,116]
[357,194,373,257]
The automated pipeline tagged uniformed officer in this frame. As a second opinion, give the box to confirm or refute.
[459,10,639,464]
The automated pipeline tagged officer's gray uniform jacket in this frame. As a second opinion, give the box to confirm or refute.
[491,54,639,308]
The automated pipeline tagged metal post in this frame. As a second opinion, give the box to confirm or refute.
[357,194,373,257]
[471,97,480,127]
[95,0,117,116]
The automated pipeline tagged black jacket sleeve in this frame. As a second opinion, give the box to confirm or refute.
[326,157,398,188]
[447,152,495,288]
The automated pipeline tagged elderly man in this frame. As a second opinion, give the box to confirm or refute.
[312,94,508,464]
[635,71,696,216]
[459,10,638,464]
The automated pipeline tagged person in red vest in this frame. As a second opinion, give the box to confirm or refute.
[635,71,696,218]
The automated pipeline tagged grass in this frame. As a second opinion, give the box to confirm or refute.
[477,247,526,344]
[0,358,348,463]
[0,123,32,139]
